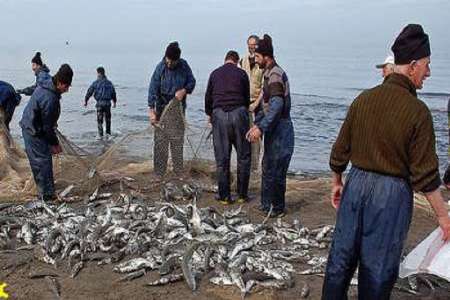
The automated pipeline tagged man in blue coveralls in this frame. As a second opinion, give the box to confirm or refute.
[84,67,117,139]
[247,34,295,218]
[20,64,73,202]
[148,42,196,178]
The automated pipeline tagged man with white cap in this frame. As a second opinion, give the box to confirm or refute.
[376,55,395,78]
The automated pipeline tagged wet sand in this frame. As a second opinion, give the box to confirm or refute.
[0,175,448,300]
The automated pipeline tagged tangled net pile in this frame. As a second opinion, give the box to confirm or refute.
[0,100,220,202]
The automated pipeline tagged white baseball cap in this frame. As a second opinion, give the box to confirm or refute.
[376,55,395,68]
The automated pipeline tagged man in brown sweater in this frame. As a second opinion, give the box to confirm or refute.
[322,24,450,300]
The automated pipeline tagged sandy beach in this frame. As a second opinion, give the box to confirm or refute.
[1,169,448,300]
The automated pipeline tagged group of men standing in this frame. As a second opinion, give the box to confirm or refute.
[148,35,294,218]
[0,51,117,201]
[0,34,295,219]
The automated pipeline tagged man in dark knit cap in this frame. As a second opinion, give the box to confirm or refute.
[84,67,118,139]
[20,64,73,201]
[205,50,251,204]
[322,24,450,300]
[246,34,295,218]
[148,42,196,178]
[17,52,51,96]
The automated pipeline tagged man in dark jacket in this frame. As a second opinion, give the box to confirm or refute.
[84,67,117,139]
[205,50,251,204]
[0,81,22,130]
[148,42,196,178]
[322,24,450,300]
[247,34,295,218]
[20,64,73,201]
[17,52,51,96]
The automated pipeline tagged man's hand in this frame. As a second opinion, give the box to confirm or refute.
[249,102,258,112]
[83,101,88,107]
[438,215,450,241]
[331,184,343,210]
[51,144,62,155]
[175,89,187,101]
[113,102,117,108]
[246,125,262,143]
[148,108,157,126]
[424,189,450,242]
[331,172,344,210]
[207,116,212,127]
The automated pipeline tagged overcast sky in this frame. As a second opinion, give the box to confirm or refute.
[1,0,449,52]
[1,0,449,92]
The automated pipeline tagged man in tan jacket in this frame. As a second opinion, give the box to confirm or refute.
[240,35,263,171]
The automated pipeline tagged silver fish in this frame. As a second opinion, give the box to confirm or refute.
[113,258,157,273]
[117,269,146,282]
[146,273,184,286]
[59,185,75,198]
[210,275,233,286]
[89,188,99,201]
[71,261,84,278]
[45,276,61,299]
[29,271,59,279]
[315,225,334,241]
[297,267,324,275]
[230,238,255,259]
[407,275,418,291]
[181,242,205,291]
[301,282,310,298]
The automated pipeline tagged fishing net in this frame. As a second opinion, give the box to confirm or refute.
[94,100,220,192]
[0,99,258,202]
[0,110,32,198]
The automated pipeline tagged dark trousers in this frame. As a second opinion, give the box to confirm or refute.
[443,167,450,185]
[249,112,261,171]
[22,129,55,199]
[153,126,185,177]
[97,105,111,136]
[212,107,251,200]
[322,167,413,300]
[261,119,294,212]
[445,101,450,185]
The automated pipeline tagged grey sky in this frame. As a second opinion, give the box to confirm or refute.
[0,0,449,92]
[1,0,449,51]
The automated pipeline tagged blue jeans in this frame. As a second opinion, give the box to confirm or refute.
[322,167,413,300]
[261,118,294,212]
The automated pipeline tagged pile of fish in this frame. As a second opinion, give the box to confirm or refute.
[0,185,335,298]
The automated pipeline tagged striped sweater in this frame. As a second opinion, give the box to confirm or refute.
[330,73,441,193]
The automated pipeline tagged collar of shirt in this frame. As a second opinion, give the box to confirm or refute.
[384,73,417,97]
